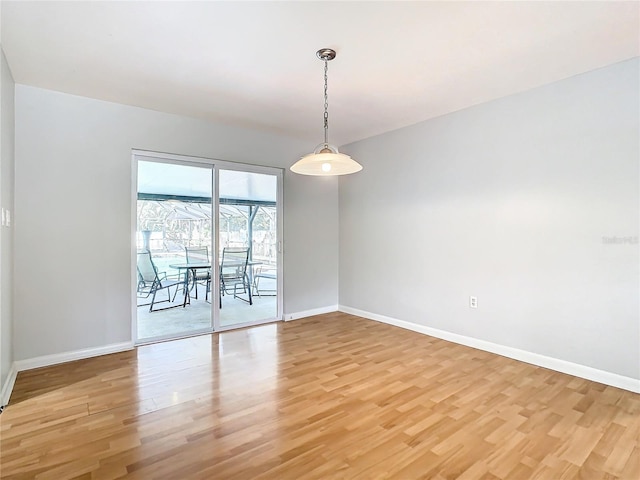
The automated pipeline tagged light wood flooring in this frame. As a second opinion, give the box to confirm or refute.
[1,312,638,479]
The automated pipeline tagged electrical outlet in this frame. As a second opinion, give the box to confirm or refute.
[469,296,478,309]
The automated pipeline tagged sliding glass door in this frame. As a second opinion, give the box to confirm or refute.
[217,168,280,329]
[133,152,282,344]
[135,158,213,342]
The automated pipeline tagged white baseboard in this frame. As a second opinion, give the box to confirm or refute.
[13,341,135,373]
[339,305,640,394]
[1,363,18,407]
[284,305,338,322]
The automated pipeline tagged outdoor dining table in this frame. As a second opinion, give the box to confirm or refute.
[169,262,211,307]
[169,260,262,307]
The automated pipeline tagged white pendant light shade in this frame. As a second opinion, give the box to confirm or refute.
[291,143,362,176]
[291,48,363,177]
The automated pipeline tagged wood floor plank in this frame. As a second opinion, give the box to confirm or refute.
[1,313,638,479]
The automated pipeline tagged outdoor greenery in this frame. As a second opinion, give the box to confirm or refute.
[137,200,277,264]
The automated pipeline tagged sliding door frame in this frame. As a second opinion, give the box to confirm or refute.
[131,150,284,344]
[213,162,284,332]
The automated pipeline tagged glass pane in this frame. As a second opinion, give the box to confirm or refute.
[219,169,278,327]
[136,160,213,341]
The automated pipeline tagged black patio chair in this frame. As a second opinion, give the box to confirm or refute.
[219,247,252,307]
[185,246,211,301]
[137,251,184,312]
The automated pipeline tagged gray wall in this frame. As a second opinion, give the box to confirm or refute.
[339,59,639,379]
[0,47,15,389]
[14,85,338,361]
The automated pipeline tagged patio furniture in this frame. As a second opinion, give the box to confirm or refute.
[219,247,252,307]
[169,262,212,307]
[253,265,277,296]
[185,247,211,300]
[137,251,184,312]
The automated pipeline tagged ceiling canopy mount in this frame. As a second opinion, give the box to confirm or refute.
[316,48,336,61]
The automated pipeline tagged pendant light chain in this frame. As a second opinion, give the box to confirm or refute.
[323,58,329,147]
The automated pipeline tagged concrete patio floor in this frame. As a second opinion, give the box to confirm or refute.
[137,284,277,340]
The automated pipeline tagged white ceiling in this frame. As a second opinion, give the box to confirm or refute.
[2,1,638,146]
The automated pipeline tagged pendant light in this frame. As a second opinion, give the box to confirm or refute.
[290,48,363,176]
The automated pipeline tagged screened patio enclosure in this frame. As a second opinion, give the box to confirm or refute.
[137,199,277,265]
[137,162,277,268]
